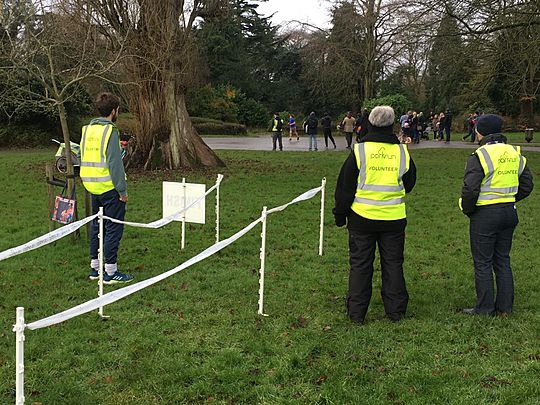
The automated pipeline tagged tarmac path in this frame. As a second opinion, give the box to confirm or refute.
[203,136,540,153]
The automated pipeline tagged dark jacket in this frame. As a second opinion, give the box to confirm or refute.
[444,112,452,129]
[321,115,332,129]
[461,133,533,215]
[333,125,417,232]
[305,114,318,135]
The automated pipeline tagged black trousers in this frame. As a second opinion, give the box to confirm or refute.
[470,204,518,314]
[90,189,126,264]
[272,132,282,150]
[344,132,353,147]
[323,128,336,147]
[347,229,408,321]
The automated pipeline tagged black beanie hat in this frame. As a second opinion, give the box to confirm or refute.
[476,114,503,136]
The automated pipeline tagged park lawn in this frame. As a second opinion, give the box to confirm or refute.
[0,147,539,404]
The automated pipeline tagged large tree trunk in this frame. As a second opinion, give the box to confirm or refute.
[128,75,224,170]
[166,84,224,169]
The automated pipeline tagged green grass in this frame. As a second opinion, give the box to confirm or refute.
[0,147,539,404]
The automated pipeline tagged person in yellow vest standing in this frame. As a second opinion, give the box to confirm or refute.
[81,92,134,284]
[460,114,532,315]
[333,106,416,324]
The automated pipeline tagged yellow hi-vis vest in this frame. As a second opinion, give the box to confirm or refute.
[272,118,282,132]
[80,123,116,195]
[475,143,525,206]
[351,142,409,220]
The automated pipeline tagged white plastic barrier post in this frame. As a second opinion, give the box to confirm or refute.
[97,207,108,318]
[319,177,326,256]
[216,174,223,243]
[257,206,268,316]
[181,178,186,250]
[13,307,25,405]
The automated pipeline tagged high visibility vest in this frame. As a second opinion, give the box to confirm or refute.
[475,143,525,206]
[272,118,282,132]
[80,123,116,195]
[351,142,409,220]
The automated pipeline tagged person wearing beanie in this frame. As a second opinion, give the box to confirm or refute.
[460,113,533,316]
[333,105,417,324]
[304,111,319,151]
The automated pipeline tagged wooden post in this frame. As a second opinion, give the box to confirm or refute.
[46,164,57,233]
[85,188,92,239]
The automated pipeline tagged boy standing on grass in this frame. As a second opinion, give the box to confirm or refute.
[80,92,134,284]
[460,114,533,316]
[333,106,416,324]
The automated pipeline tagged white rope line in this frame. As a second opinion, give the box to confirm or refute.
[0,177,223,262]
[102,180,221,229]
[25,184,324,331]
[0,214,98,262]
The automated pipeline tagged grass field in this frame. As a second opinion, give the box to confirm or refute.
[0,147,539,404]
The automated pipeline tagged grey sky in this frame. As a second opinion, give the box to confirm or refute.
[255,0,331,29]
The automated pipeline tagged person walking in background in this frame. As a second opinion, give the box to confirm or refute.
[81,92,134,284]
[321,112,336,149]
[437,112,446,141]
[333,105,417,324]
[288,114,299,141]
[418,112,427,140]
[355,108,370,142]
[460,114,533,316]
[463,113,475,142]
[431,112,439,140]
[270,112,283,151]
[444,109,453,143]
[305,111,319,151]
[411,111,419,144]
[341,111,356,149]
[401,111,412,143]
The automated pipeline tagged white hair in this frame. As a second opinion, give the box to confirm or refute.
[368,106,395,127]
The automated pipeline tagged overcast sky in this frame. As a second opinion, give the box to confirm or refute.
[255,0,331,29]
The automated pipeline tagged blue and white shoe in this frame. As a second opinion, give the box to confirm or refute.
[89,269,99,280]
[103,271,134,285]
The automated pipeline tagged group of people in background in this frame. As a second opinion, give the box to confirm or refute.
[270,110,371,151]
[271,107,485,151]
[398,110,454,144]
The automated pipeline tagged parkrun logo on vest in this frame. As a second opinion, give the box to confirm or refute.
[498,151,518,164]
[370,147,397,160]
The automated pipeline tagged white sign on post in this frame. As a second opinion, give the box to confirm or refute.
[163,182,206,224]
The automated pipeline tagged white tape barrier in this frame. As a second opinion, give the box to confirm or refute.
[25,184,324,331]
[266,186,323,215]
[102,181,221,229]
[0,214,98,263]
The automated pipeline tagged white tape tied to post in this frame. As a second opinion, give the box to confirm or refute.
[26,216,262,330]
[0,214,98,262]
[25,183,323,331]
[102,181,221,229]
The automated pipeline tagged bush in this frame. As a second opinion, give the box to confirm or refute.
[363,94,412,119]
[194,122,247,136]
[0,125,56,147]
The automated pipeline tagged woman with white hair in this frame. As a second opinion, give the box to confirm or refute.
[333,105,417,324]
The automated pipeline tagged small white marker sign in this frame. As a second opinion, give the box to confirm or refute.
[163,181,206,224]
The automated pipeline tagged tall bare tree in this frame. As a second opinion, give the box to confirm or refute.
[0,0,129,192]
[85,0,225,170]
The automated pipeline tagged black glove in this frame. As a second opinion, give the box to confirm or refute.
[335,215,346,227]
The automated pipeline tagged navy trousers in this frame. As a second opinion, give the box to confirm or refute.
[90,189,126,264]
[347,230,408,321]
[469,204,518,314]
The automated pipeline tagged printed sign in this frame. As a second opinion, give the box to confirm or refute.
[163,181,206,224]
